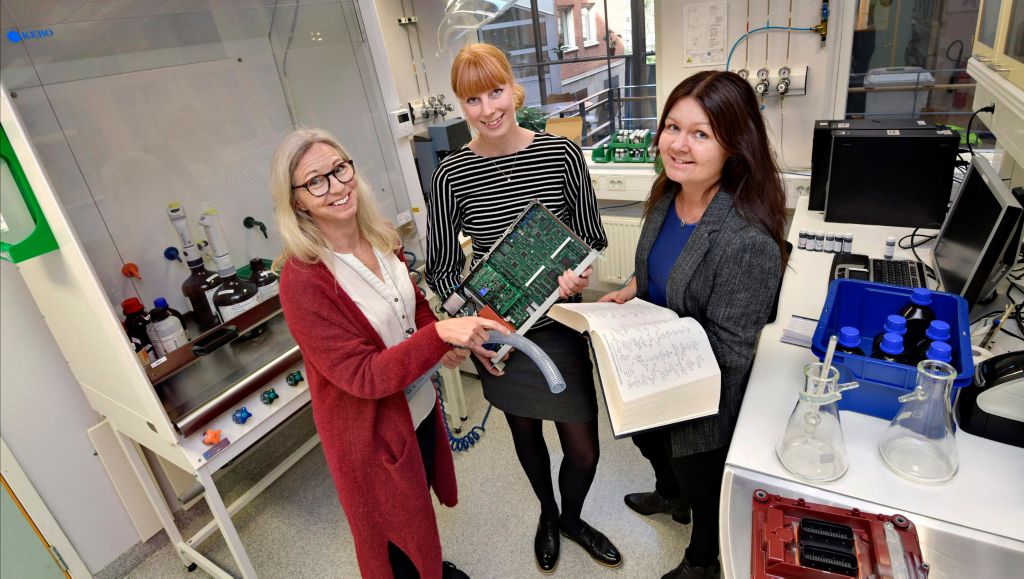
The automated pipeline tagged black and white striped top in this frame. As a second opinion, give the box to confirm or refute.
[426,132,608,323]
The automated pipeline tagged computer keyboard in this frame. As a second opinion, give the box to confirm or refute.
[871,259,926,288]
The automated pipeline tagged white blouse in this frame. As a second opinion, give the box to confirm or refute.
[330,248,435,428]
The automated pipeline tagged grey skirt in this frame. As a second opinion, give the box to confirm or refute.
[471,323,598,423]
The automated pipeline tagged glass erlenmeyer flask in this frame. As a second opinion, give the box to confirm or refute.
[878,360,959,483]
[776,363,859,482]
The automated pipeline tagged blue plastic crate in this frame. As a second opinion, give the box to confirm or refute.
[811,279,973,420]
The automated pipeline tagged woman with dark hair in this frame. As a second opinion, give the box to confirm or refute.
[599,70,787,579]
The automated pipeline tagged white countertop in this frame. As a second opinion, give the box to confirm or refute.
[725,196,1024,543]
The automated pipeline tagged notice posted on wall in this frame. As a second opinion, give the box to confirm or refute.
[684,2,727,67]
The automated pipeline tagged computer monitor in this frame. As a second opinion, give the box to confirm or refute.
[824,128,959,228]
[932,156,1024,309]
[809,118,938,211]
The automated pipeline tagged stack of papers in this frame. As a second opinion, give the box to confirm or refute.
[781,315,818,348]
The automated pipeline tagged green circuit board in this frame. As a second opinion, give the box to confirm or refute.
[461,202,596,328]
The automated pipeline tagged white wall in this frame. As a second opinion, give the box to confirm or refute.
[0,261,139,573]
[656,0,852,171]
[374,0,462,107]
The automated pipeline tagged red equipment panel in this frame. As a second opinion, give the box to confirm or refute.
[751,489,929,578]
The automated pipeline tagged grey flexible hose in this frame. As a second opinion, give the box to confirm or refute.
[484,331,566,393]
[407,331,566,395]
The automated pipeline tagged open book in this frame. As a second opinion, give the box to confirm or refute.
[549,299,721,437]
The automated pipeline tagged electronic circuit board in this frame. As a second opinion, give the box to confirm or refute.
[442,201,599,362]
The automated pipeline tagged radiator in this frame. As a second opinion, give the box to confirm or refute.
[598,216,643,284]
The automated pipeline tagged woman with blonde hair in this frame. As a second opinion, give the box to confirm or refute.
[272,127,508,579]
[426,44,619,574]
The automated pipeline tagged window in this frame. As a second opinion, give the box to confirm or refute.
[582,6,599,46]
[558,8,576,51]
[480,0,656,148]
[846,0,983,143]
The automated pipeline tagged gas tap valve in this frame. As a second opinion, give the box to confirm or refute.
[243,216,268,239]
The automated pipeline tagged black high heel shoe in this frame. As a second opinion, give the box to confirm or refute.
[534,518,560,574]
[559,520,622,568]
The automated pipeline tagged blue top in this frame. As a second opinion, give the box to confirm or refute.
[926,341,953,362]
[925,320,951,341]
[911,287,933,306]
[838,326,861,348]
[880,332,905,355]
[883,314,907,335]
[647,204,697,307]
[154,297,169,309]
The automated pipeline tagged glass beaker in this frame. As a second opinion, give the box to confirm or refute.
[776,363,859,482]
[878,360,959,483]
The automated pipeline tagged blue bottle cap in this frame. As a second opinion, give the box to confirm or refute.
[911,287,932,306]
[880,332,904,355]
[838,326,860,348]
[925,320,951,341]
[154,297,169,309]
[926,341,953,363]
[884,314,907,334]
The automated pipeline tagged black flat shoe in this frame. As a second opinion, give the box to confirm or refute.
[534,518,560,574]
[560,520,622,568]
[623,491,692,524]
[442,560,470,579]
[661,558,721,579]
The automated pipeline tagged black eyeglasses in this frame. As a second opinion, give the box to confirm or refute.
[292,160,355,197]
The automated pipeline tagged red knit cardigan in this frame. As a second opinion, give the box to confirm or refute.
[279,255,457,579]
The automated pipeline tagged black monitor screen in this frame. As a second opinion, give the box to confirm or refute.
[933,169,1002,295]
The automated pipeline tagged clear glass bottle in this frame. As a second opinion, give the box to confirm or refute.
[878,360,959,483]
[198,208,260,322]
[776,362,859,482]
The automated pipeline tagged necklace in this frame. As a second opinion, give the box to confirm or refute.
[333,249,415,339]
[486,150,520,182]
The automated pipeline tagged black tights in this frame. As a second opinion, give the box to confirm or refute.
[505,413,599,530]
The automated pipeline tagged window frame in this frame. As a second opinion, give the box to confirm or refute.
[582,5,599,47]
[558,7,577,51]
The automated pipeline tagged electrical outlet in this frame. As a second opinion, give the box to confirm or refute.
[397,16,418,24]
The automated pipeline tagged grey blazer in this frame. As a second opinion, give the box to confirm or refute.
[635,191,781,457]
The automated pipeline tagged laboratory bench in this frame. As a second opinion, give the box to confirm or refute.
[720,196,1024,577]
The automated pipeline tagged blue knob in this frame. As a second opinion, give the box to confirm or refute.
[261,388,279,405]
[164,247,182,262]
[232,407,252,424]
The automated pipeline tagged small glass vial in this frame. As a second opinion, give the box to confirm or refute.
[884,236,896,260]
[842,233,853,253]
[815,231,825,252]
[825,232,835,253]
[798,229,808,249]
